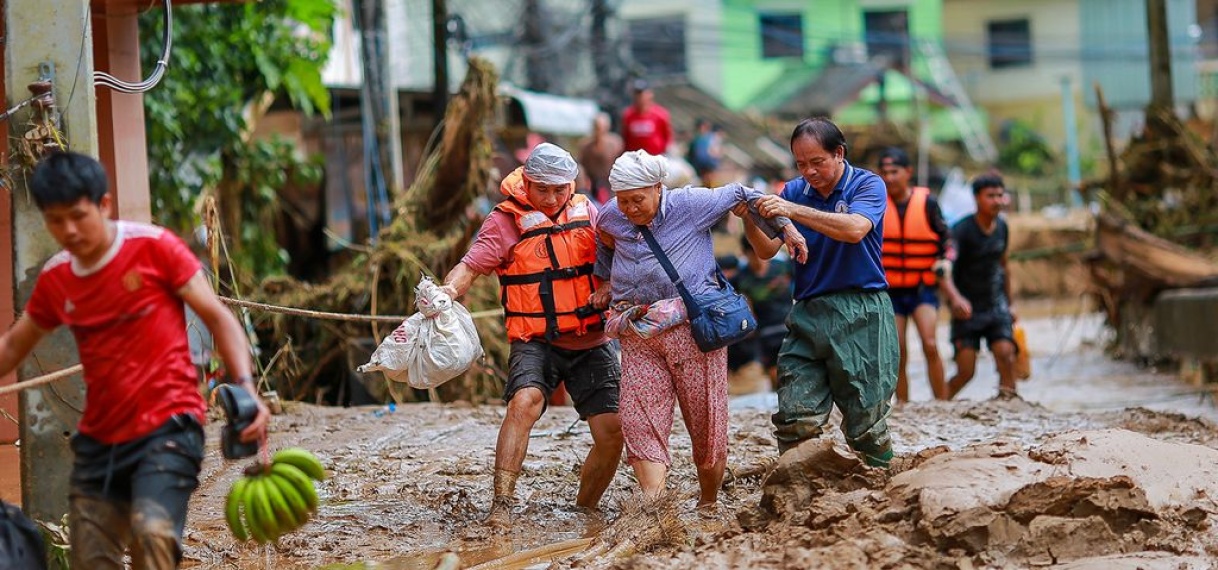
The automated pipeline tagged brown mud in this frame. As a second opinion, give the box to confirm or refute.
[181,392,1218,569]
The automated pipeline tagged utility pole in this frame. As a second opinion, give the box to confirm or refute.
[357,0,403,223]
[432,0,449,132]
[1146,0,1174,113]
[591,0,612,107]
[523,0,552,93]
[7,0,99,521]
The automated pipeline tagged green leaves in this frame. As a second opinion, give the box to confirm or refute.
[140,0,336,280]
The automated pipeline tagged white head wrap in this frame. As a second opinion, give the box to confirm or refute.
[522,142,579,185]
[609,150,669,192]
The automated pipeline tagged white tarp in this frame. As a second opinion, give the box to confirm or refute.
[501,85,599,137]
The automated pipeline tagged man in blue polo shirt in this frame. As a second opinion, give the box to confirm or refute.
[745,117,898,468]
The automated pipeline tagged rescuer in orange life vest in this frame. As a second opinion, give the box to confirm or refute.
[878,147,954,402]
[440,143,622,528]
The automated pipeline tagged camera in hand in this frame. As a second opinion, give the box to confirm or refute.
[216,383,259,460]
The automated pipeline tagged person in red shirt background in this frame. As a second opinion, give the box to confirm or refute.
[620,79,673,156]
[0,152,270,569]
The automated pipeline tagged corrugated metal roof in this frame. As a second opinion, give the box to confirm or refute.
[651,82,791,175]
[753,56,959,120]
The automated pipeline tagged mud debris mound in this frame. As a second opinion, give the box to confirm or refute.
[631,429,1218,569]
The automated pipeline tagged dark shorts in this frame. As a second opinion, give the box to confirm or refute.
[506,341,621,419]
[951,309,1015,353]
[70,414,205,565]
[887,287,940,317]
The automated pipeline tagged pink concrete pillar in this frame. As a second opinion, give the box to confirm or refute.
[93,2,151,223]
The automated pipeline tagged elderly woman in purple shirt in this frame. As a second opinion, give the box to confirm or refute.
[592,150,807,509]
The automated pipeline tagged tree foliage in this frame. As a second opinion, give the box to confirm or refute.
[140,0,336,280]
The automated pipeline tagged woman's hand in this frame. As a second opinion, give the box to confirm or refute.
[590,283,612,310]
[730,202,749,218]
[783,225,809,264]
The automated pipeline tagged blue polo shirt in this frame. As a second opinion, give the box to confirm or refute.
[780,162,888,300]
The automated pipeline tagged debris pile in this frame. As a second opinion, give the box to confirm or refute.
[252,58,507,405]
[1085,103,1218,358]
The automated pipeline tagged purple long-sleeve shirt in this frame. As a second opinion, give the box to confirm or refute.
[595,184,788,305]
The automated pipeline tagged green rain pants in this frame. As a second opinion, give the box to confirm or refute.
[772,289,899,467]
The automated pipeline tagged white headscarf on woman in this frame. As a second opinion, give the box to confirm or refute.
[609,150,669,192]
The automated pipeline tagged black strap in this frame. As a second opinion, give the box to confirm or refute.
[638,225,703,320]
[519,219,592,240]
[498,263,594,285]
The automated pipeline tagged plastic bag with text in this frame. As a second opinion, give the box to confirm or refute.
[357,277,484,389]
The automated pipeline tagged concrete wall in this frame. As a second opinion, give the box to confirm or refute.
[324,0,597,95]
[941,0,1090,166]
[941,0,1083,105]
[1079,0,1199,111]
[620,0,724,101]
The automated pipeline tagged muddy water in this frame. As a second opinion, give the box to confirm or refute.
[178,311,1218,569]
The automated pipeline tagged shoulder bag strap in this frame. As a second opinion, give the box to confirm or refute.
[637,225,703,319]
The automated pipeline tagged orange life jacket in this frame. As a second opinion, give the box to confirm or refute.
[494,168,603,342]
[882,187,940,289]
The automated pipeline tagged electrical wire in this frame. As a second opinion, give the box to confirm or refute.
[94,0,172,93]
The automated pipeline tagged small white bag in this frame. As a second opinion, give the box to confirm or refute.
[358,276,484,389]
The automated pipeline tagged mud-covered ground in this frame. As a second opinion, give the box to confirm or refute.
[182,312,1218,569]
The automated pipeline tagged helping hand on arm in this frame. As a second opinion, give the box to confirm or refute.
[754,195,872,244]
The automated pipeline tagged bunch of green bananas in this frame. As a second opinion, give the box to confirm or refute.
[225,447,326,543]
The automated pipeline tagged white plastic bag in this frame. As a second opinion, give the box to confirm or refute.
[358,276,484,389]
[938,167,976,227]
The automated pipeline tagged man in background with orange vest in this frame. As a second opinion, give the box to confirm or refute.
[441,143,623,527]
[878,148,952,402]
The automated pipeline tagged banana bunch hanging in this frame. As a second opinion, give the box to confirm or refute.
[226,447,326,543]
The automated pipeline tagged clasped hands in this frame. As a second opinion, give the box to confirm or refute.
[731,198,808,264]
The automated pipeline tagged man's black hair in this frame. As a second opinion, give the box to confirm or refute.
[878,147,911,168]
[790,117,848,158]
[971,173,1005,196]
[30,152,108,210]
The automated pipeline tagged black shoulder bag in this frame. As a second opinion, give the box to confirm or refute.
[638,225,757,352]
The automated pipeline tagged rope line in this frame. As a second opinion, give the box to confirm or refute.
[217,296,504,323]
[0,364,83,397]
[0,299,503,396]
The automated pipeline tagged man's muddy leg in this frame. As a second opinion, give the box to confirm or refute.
[576,412,622,510]
[948,345,978,399]
[991,339,1018,397]
[129,415,204,569]
[129,499,181,570]
[69,494,131,570]
[489,387,545,525]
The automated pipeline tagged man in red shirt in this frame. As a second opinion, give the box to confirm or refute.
[0,152,270,569]
[620,80,673,156]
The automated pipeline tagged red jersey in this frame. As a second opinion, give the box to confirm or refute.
[25,221,205,444]
[622,104,673,156]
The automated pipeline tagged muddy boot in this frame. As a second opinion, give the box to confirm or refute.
[485,469,519,529]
